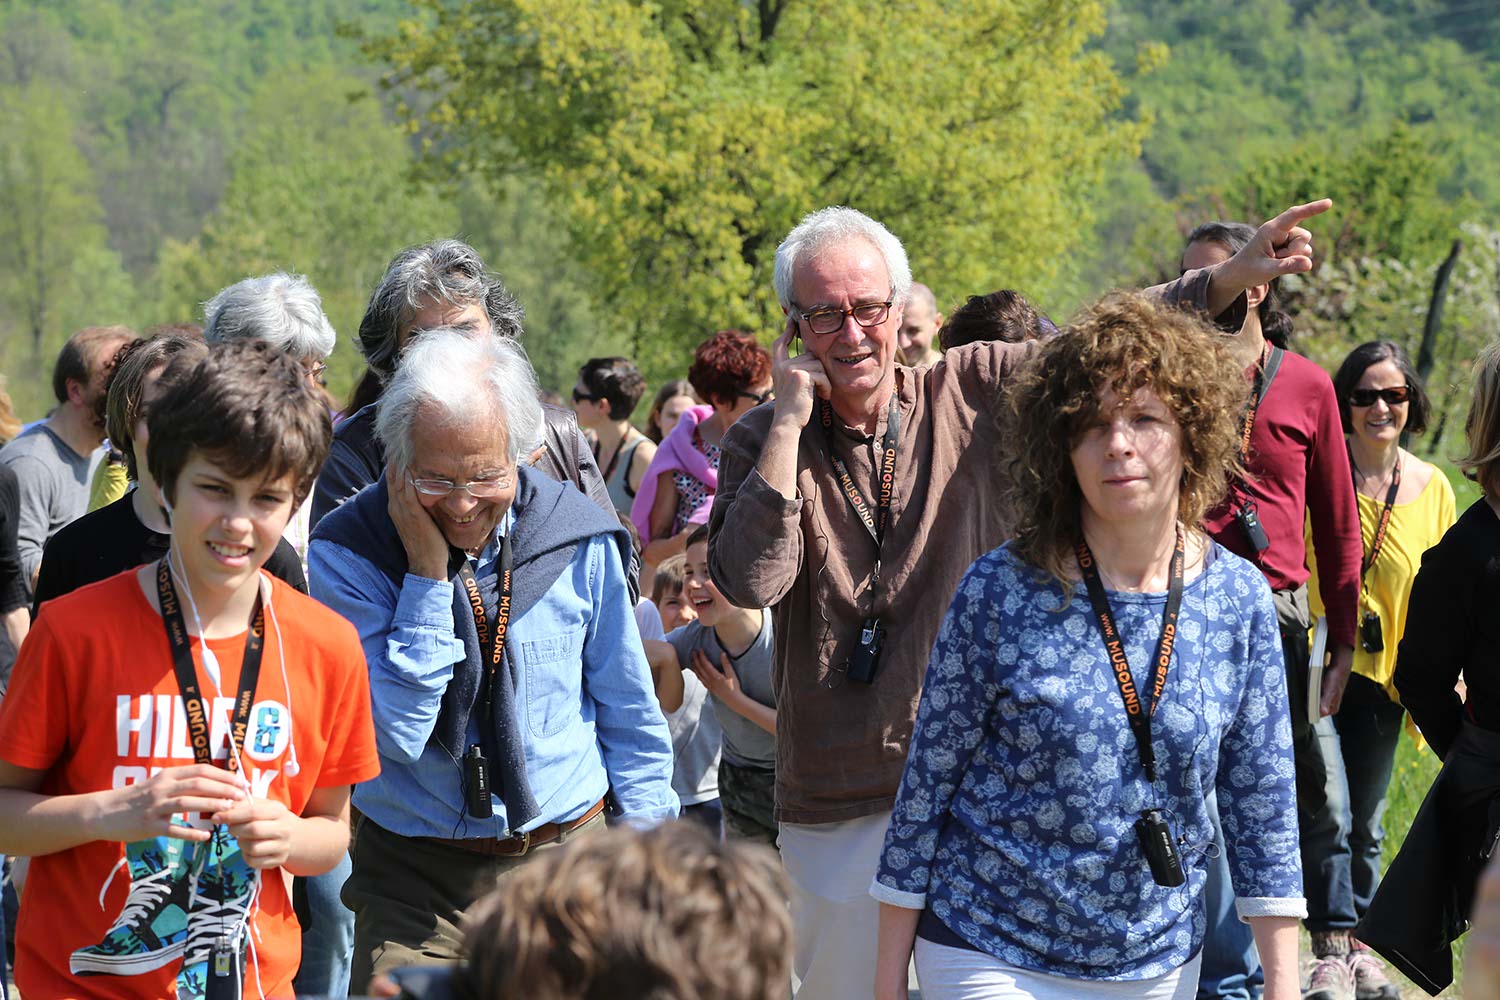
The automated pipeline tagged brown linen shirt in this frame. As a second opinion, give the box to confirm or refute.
[708,269,1236,825]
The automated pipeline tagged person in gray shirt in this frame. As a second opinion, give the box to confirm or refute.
[648,526,776,844]
[0,326,135,596]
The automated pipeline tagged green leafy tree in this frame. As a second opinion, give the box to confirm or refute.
[0,82,133,419]
[150,70,458,402]
[370,0,1147,380]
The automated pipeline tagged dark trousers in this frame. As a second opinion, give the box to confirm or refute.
[719,759,777,847]
[1326,674,1406,923]
[342,813,604,994]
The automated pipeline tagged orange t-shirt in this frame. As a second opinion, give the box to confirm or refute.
[0,569,380,1000]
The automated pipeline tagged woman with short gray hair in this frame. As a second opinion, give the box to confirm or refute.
[203,272,337,372]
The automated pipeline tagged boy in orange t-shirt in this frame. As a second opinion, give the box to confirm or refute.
[0,342,378,999]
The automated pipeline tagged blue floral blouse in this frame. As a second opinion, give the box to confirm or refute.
[871,541,1304,980]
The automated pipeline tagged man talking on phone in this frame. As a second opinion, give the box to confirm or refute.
[709,201,1332,999]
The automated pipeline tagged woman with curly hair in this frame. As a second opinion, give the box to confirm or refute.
[871,294,1304,1000]
[631,331,772,569]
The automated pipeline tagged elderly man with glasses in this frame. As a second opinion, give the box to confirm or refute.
[709,202,1331,999]
[309,328,676,994]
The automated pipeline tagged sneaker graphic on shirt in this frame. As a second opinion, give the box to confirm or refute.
[70,837,196,977]
[176,826,258,1000]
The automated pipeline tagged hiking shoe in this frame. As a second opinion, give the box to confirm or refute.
[71,838,195,976]
[1347,949,1402,1000]
[1304,953,1356,1000]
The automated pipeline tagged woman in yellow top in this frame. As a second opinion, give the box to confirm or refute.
[1307,341,1455,990]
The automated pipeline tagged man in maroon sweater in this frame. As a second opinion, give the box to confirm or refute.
[1184,222,1365,1000]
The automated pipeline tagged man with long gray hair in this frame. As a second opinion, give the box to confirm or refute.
[709,200,1330,998]
[309,328,676,993]
[310,239,615,537]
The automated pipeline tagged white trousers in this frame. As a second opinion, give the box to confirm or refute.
[778,812,891,1000]
[915,939,1202,1000]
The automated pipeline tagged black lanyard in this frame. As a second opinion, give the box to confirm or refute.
[454,534,514,716]
[1351,448,1401,582]
[1075,527,1185,784]
[155,559,264,773]
[1238,342,1273,467]
[820,391,901,552]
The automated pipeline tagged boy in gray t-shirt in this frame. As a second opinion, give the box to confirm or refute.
[646,528,776,844]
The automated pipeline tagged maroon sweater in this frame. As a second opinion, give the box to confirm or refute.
[1204,349,1361,647]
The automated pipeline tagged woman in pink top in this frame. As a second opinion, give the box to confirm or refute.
[632,331,772,571]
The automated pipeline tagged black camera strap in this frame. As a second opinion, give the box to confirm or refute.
[455,533,514,719]
[821,391,900,595]
[155,558,264,774]
[1351,447,1401,585]
[1075,526,1185,784]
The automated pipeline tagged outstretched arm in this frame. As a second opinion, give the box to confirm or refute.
[1205,199,1332,317]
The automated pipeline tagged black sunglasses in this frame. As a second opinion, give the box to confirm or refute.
[737,388,774,405]
[572,388,602,403]
[1347,385,1412,408]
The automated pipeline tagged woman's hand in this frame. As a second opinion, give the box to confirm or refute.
[95,764,248,845]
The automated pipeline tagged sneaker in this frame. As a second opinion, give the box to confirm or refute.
[176,827,258,1000]
[1304,953,1357,1000]
[71,838,196,976]
[1347,949,1402,1000]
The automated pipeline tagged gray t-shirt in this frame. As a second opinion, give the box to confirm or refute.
[666,614,775,768]
[664,673,722,805]
[639,598,722,805]
[0,425,92,592]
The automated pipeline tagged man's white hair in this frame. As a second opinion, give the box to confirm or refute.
[376,327,544,472]
[772,207,912,312]
[203,271,338,362]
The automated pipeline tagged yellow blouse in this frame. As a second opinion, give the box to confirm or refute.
[1308,465,1456,700]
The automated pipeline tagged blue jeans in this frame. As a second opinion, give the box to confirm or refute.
[1198,791,1262,1000]
[291,852,355,997]
[1201,593,1343,998]
[1325,673,1406,923]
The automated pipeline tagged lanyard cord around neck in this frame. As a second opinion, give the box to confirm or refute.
[1350,445,1402,590]
[1074,526,1186,784]
[454,533,515,718]
[155,558,264,774]
[820,391,901,595]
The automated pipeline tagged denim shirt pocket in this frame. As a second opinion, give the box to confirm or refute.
[522,625,587,739]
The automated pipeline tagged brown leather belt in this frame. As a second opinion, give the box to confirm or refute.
[422,798,606,858]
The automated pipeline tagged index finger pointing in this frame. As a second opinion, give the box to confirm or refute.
[1267,198,1332,233]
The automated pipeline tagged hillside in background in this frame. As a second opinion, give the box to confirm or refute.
[0,0,1494,421]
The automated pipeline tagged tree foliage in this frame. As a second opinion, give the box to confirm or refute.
[369,0,1147,379]
[0,82,132,412]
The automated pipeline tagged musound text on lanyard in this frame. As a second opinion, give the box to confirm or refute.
[1074,527,1185,784]
[821,392,901,595]
[156,558,265,776]
[455,534,514,719]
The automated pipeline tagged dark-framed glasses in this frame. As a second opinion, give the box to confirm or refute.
[407,469,515,499]
[572,388,602,403]
[794,298,894,335]
[1348,385,1412,408]
[737,388,774,405]
[306,362,328,382]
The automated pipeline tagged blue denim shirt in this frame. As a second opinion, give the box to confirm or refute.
[310,512,677,838]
